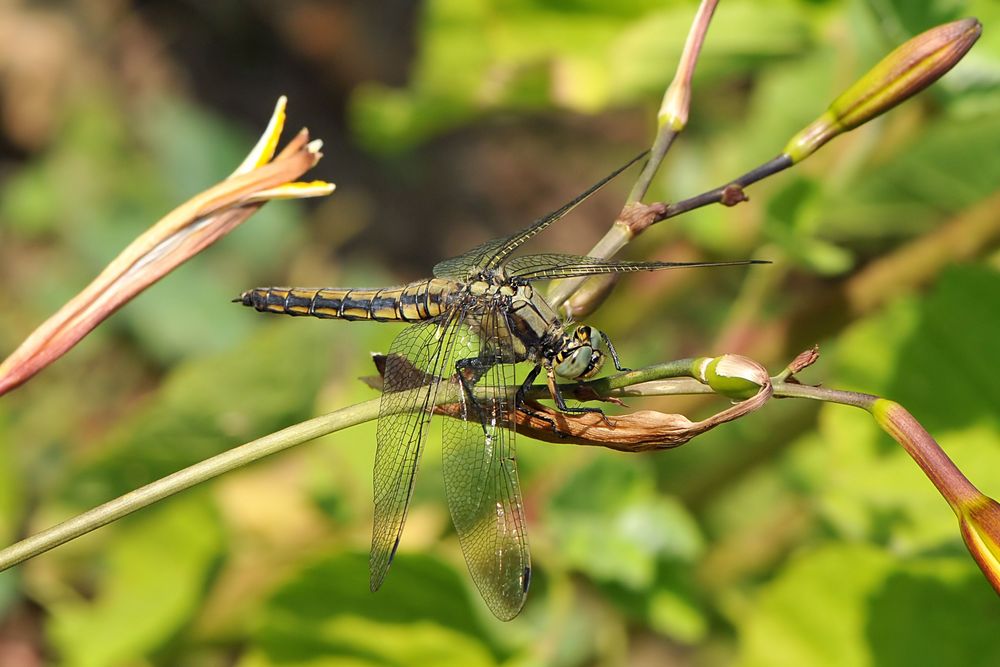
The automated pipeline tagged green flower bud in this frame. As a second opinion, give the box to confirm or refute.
[784,18,982,163]
[692,355,769,400]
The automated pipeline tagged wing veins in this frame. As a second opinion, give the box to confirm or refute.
[433,151,647,279]
[441,304,529,620]
[370,308,466,591]
[506,253,767,281]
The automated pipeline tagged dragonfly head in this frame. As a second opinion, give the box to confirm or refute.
[552,325,607,380]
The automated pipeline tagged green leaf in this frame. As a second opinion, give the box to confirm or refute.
[737,544,1000,667]
[351,0,814,151]
[763,176,854,275]
[48,494,223,667]
[821,114,1000,240]
[246,551,499,667]
[595,561,708,644]
[613,2,812,99]
[548,457,703,589]
[647,586,707,643]
[60,319,335,507]
[873,0,965,36]
[0,411,21,547]
[736,45,838,165]
[819,266,1000,549]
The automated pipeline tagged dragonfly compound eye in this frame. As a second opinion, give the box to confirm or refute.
[554,326,606,380]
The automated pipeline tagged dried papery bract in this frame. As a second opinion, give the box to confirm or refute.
[0,97,335,397]
[431,354,773,452]
[509,382,770,452]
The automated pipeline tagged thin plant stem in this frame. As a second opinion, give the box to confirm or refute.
[0,398,379,571]
[0,360,699,570]
[771,380,877,408]
[628,0,719,204]
[0,359,976,580]
[550,0,719,312]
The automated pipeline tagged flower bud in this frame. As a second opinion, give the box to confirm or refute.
[564,274,619,320]
[784,18,982,163]
[871,398,1000,595]
[692,355,769,400]
[958,494,1000,595]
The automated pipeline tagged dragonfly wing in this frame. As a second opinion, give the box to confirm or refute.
[441,306,530,620]
[432,236,511,281]
[370,312,464,591]
[505,253,767,281]
[433,151,648,280]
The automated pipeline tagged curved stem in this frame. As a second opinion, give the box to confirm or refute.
[627,0,719,205]
[0,398,380,571]
[0,359,966,574]
[650,154,793,223]
[771,380,877,408]
[0,361,703,570]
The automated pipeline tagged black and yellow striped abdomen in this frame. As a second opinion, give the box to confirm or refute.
[239,278,456,322]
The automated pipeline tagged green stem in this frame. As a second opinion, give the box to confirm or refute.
[573,359,698,394]
[627,129,680,204]
[627,0,719,204]
[0,360,703,571]
[0,361,942,573]
[771,380,877,408]
[0,398,381,572]
[651,154,794,224]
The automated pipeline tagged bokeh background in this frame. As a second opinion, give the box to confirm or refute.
[1,1,999,665]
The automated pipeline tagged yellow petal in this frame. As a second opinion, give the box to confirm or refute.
[246,180,337,203]
[230,95,288,177]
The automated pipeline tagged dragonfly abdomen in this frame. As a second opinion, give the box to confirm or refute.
[239,279,454,322]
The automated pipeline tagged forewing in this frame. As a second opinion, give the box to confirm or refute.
[432,236,511,281]
[370,313,464,591]
[433,151,647,280]
[441,306,530,620]
[505,253,765,281]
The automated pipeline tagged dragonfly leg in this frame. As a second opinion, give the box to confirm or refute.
[514,365,564,436]
[599,331,631,372]
[514,365,614,433]
[547,368,614,426]
[514,364,542,407]
[455,356,496,435]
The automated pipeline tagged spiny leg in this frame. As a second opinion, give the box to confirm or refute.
[547,368,614,427]
[515,365,615,431]
[515,365,563,435]
[455,355,495,436]
[599,330,630,372]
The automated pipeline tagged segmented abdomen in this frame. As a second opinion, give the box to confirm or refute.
[238,279,453,322]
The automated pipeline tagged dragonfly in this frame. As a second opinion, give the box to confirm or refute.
[238,152,761,620]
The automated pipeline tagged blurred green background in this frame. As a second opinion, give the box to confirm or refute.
[1,0,999,665]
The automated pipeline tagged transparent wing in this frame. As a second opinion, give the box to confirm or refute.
[441,305,530,620]
[433,151,648,280]
[505,253,767,281]
[370,311,465,591]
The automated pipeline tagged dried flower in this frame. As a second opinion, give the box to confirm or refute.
[0,97,334,396]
